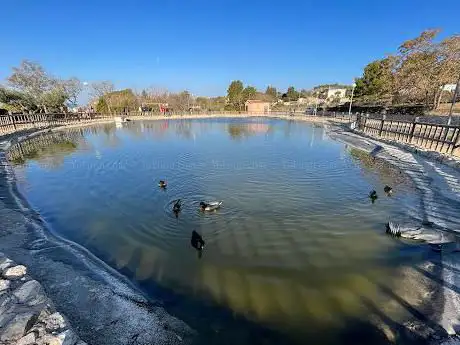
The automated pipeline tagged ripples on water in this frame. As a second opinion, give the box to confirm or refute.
[10,118,425,344]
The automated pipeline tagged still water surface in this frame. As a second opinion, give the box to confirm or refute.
[11,118,423,344]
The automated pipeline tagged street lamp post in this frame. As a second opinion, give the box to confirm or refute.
[348,82,356,117]
[448,73,460,125]
[314,91,319,116]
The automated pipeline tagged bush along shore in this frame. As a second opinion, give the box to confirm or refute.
[0,253,86,345]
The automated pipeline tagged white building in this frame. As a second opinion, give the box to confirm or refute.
[441,84,457,92]
[327,88,347,99]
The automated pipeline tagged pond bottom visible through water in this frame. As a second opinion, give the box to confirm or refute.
[9,118,432,344]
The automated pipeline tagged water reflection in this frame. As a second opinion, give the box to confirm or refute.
[10,119,430,344]
[7,131,81,168]
[227,123,272,140]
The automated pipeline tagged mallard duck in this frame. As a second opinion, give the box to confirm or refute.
[191,230,205,251]
[173,199,182,213]
[158,180,167,188]
[199,201,223,212]
[369,190,378,203]
[384,185,393,194]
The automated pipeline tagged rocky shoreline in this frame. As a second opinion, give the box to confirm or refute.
[0,253,86,345]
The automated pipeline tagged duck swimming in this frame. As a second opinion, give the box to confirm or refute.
[369,190,378,203]
[173,199,182,214]
[191,230,205,251]
[384,185,393,194]
[199,201,223,212]
[158,180,167,188]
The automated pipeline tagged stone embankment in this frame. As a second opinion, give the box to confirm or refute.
[0,253,86,345]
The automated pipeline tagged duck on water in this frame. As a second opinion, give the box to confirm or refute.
[369,190,378,203]
[384,185,393,195]
[199,201,223,212]
[191,230,205,251]
[173,199,182,217]
[173,199,181,211]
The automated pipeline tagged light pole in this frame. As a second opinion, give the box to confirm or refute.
[448,73,460,125]
[313,90,319,116]
[348,82,356,117]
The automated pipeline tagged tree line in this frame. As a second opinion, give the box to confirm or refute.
[354,29,459,109]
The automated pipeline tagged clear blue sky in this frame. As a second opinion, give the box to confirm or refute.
[1,0,459,97]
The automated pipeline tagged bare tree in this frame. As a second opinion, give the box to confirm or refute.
[60,77,82,109]
[7,60,52,112]
[6,60,84,113]
[90,81,114,99]
[90,81,115,113]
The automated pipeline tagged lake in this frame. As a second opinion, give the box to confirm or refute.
[10,118,427,344]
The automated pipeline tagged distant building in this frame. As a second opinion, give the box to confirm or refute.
[327,88,347,99]
[441,84,457,92]
[245,100,270,114]
[326,88,349,104]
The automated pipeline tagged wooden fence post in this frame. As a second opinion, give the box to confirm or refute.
[409,116,419,143]
[356,113,362,129]
[363,114,369,132]
[10,114,17,130]
[453,128,460,155]
[378,115,386,136]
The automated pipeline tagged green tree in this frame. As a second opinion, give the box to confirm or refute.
[0,87,38,113]
[354,58,395,104]
[95,97,108,113]
[227,80,244,109]
[41,88,68,112]
[265,86,277,100]
[91,81,115,113]
[105,89,138,112]
[286,86,299,101]
[210,96,227,111]
[241,86,257,102]
[195,97,209,110]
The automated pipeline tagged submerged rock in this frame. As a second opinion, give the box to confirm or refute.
[39,329,79,345]
[3,265,27,280]
[0,257,14,272]
[44,312,68,332]
[0,279,10,291]
[0,311,38,342]
[16,332,36,345]
[13,280,47,306]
